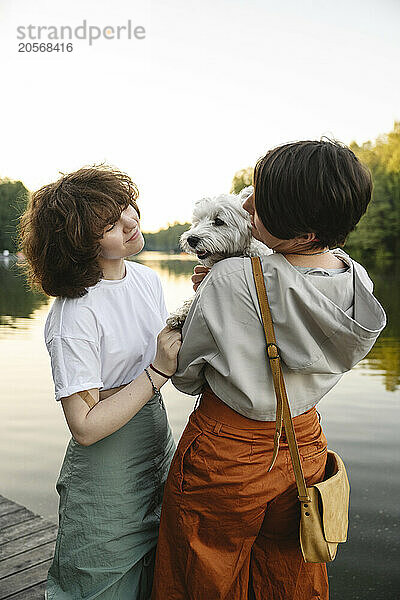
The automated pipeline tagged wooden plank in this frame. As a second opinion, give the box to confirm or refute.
[0,509,35,532]
[0,517,55,544]
[0,541,55,578]
[0,503,23,518]
[0,559,52,597]
[6,583,46,599]
[0,497,56,599]
[0,527,57,560]
[0,498,24,511]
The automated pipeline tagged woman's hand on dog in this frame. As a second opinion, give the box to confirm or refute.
[153,326,182,377]
[192,265,211,291]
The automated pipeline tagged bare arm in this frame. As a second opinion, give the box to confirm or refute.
[61,326,181,446]
[61,371,164,446]
[99,385,125,400]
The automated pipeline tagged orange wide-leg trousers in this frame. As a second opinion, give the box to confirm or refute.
[152,388,329,600]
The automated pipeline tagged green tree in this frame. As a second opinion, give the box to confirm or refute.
[345,122,400,260]
[142,222,191,252]
[0,179,29,252]
[230,167,253,194]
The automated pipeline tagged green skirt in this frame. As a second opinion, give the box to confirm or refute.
[46,395,176,600]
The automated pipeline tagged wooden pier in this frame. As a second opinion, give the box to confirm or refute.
[0,494,57,599]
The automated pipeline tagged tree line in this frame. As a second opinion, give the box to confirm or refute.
[0,179,29,253]
[142,222,191,253]
[1,123,399,258]
[346,122,400,261]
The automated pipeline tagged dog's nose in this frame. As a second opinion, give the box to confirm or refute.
[187,236,200,248]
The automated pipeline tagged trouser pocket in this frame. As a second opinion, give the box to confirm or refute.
[175,425,203,493]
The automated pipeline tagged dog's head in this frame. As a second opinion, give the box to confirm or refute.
[180,186,255,267]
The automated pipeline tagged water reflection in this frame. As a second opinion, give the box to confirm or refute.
[0,263,48,331]
[358,338,400,392]
[133,252,198,321]
[134,251,197,276]
[0,253,398,390]
[354,259,400,391]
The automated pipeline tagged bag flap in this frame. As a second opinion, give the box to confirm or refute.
[313,450,350,543]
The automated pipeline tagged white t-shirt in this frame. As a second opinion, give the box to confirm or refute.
[45,260,169,401]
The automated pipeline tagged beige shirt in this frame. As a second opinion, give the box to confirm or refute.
[172,249,386,420]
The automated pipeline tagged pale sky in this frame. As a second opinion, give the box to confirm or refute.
[1,0,399,231]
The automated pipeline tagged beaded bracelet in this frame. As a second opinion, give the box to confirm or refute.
[144,368,164,408]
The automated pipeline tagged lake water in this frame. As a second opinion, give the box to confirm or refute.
[0,251,399,599]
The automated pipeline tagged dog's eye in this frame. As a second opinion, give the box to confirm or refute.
[213,218,225,226]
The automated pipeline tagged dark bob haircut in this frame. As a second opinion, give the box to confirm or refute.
[20,165,140,298]
[254,139,372,249]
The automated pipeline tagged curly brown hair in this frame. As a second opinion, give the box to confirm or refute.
[19,165,140,298]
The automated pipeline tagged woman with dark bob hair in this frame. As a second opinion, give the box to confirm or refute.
[151,140,386,599]
[20,166,181,599]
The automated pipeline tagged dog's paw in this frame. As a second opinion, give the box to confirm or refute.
[166,314,186,330]
[247,239,273,256]
[166,298,194,330]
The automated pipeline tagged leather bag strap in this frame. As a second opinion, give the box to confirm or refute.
[251,256,310,502]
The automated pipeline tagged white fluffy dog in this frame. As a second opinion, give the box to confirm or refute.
[166,186,271,329]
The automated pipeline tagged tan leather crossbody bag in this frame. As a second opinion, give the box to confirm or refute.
[251,256,350,563]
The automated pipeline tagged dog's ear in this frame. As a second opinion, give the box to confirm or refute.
[238,185,254,203]
[194,196,212,208]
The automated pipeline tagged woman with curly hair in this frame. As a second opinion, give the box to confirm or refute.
[20,166,181,599]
